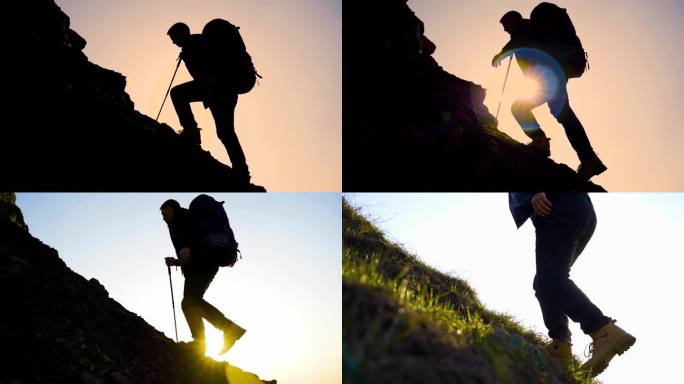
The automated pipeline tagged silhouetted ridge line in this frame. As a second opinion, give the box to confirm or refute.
[343,0,605,191]
[5,0,264,191]
[0,193,275,383]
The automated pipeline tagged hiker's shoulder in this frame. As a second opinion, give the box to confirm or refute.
[185,34,208,49]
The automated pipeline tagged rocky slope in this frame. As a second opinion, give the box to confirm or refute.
[342,199,596,384]
[4,0,263,191]
[343,0,604,191]
[0,194,274,383]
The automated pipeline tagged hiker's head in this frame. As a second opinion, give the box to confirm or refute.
[167,22,191,47]
[500,11,523,34]
[160,199,181,223]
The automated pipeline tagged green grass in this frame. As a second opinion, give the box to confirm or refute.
[343,198,597,384]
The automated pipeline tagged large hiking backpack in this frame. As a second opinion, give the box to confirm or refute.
[189,194,240,267]
[530,2,588,78]
[202,18,261,94]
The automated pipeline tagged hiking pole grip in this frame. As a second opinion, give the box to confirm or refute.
[495,55,513,121]
[167,263,179,342]
[155,56,182,122]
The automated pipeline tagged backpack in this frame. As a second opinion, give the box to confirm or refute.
[189,194,240,267]
[202,18,262,94]
[530,2,588,78]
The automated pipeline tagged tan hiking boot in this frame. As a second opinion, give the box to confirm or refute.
[582,321,636,377]
[544,339,573,362]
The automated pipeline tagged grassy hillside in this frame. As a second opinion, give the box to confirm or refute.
[342,199,597,384]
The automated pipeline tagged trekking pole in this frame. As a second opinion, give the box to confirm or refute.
[167,264,179,342]
[155,56,182,122]
[495,55,513,121]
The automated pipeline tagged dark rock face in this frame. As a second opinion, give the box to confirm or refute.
[343,0,604,191]
[4,0,264,191]
[0,198,274,383]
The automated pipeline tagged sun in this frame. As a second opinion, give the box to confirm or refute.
[204,326,228,361]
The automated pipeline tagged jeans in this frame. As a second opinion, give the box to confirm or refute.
[170,80,249,174]
[531,193,611,342]
[181,265,234,340]
[511,64,595,161]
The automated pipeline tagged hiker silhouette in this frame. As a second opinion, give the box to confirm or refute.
[509,192,636,377]
[161,197,246,356]
[167,21,254,182]
[492,3,607,180]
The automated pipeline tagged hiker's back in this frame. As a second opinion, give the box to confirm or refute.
[529,2,587,78]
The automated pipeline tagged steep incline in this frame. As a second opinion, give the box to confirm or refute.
[343,0,604,191]
[0,194,274,383]
[342,199,596,384]
[4,0,263,191]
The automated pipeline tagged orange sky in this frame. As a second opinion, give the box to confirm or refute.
[57,0,341,191]
[411,0,683,190]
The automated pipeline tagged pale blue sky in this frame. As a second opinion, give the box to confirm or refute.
[17,193,341,384]
[345,192,684,384]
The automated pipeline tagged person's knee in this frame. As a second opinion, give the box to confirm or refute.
[550,101,570,121]
[511,100,529,120]
[533,273,567,295]
[181,296,197,312]
[170,85,184,102]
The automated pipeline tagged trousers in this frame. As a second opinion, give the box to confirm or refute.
[531,193,611,342]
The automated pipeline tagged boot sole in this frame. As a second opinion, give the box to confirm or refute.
[584,334,636,377]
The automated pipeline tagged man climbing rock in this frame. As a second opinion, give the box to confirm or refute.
[492,4,606,180]
[167,22,251,182]
[161,198,246,355]
[508,192,635,377]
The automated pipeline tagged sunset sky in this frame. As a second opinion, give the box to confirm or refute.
[410,0,683,190]
[56,0,341,191]
[347,192,684,384]
[17,193,342,384]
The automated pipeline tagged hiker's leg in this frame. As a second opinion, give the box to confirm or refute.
[171,81,205,130]
[190,266,236,331]
[182,273,208,341]
[549,85,595,162]
[209,94,249,175]
[564,195,611,335]
[571,194,597,266]
[533,272,570,342]
[511,97,547,140]
[533,194,611,339]
[511,66,555,140]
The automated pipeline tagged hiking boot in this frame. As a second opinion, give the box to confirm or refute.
[581,320,636,377]
[218,323,246,355]
[544,339,573,363]
[234,170,251,184]
[179,127,201,145]
[526,137,551,157]
[577,153,607,180]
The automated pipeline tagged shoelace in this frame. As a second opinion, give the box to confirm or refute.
[584,342,594,358]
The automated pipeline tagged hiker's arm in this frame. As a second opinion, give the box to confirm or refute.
[531,193,552,217]
[179,247,191,266]
[492,39,520,67]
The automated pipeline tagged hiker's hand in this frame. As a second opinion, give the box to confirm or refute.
[531,193,552,217]
[165,257,179,267]
[492,54,502,67]
[179,247,191,266]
